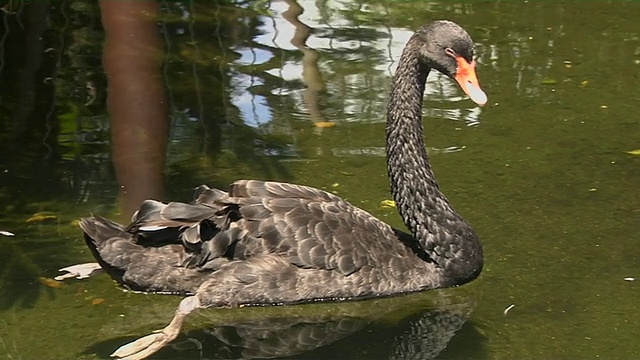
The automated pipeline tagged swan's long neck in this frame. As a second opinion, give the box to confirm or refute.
[386,38,483,284]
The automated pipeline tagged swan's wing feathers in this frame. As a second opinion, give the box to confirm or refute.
[81,180,397,294]
[130,200,165,224]
[129,200,200,231]
[229,180,269,198]
[193,184,229,205]
[239,202,273,220]
[264,181,342,202]
[188,187,373,276]
[181,225,202,246]
[236,196,372,276]
[128,200,219,247]
[229,180,343,203]
[161,202,216,222]
[224,180,369,274]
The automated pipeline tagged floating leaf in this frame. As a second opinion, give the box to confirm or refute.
[38,277,64,289]
[626,149,640,155]
[313,121,336,128]
[540,78,558,85]
[580,80,589,87]
[91,298,105,305]
[331,183,340,188]
[380,199,396,209]
[26,212,57,223]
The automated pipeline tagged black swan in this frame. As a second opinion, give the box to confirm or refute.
[62,20,486,360]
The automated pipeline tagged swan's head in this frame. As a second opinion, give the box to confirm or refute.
[415,20,487,106]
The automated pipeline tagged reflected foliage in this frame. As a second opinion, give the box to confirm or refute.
[0,0,295,309]
[0,1,113,310]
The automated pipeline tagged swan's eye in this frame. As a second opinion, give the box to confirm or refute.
[445,48,457,58]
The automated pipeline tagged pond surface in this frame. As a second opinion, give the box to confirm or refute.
[1,1,639,359]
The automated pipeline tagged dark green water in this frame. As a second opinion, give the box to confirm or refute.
[1,1,639,359]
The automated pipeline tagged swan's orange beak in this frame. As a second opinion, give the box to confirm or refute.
[454,57,487,106]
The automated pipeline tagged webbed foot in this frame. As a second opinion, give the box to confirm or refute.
[110,296,199,359]
[111,331,175,360]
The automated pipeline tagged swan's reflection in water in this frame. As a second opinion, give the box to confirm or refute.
[91,290,477,359]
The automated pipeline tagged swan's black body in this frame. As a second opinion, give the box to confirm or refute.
[81,18,483,312]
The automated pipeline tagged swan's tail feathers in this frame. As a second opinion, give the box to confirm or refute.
[79,216,127,248]
[76,186,250,291]
[78,216,137,285]
[79,214,214,294]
